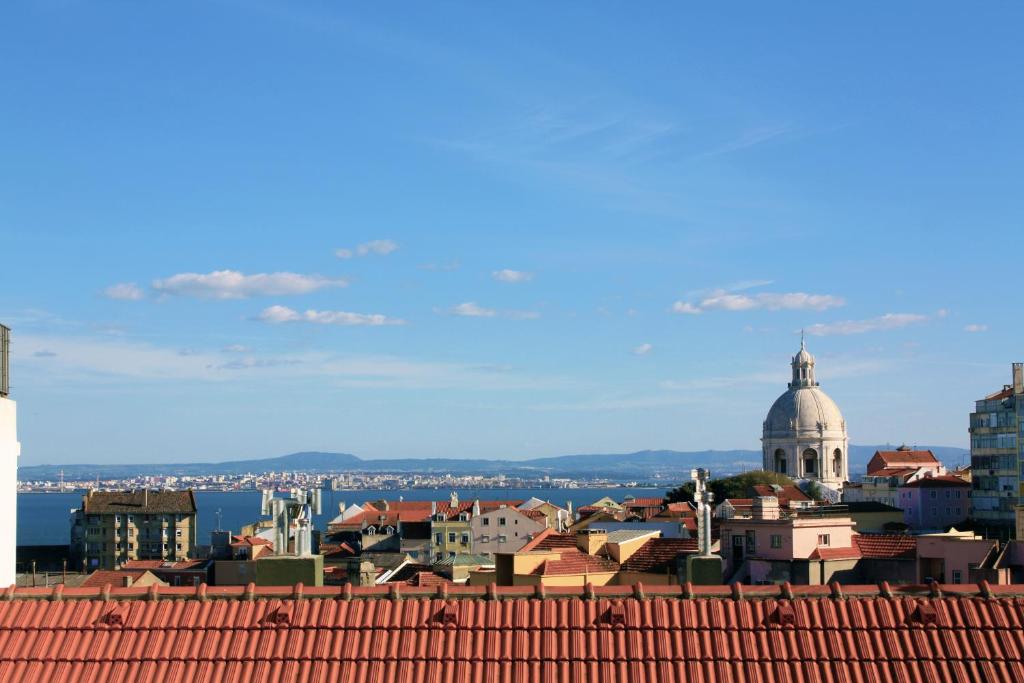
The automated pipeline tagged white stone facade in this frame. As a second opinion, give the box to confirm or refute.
[762,340,848,491]
[0,397,19,586]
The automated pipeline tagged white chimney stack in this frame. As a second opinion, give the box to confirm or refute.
[0,325,20,586]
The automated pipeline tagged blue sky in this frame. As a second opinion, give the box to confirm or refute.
[2,3,1022,465]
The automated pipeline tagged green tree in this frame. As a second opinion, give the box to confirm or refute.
[664,470,795,505]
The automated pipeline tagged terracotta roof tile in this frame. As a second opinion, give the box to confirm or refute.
[517,529,576,553]
[620,538,698,572]
[853,534,917,559]
[529,551,620,575]
[0,584,1022,682]
[625,497,664,507]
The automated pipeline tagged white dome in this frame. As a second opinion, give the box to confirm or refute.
[764,386,845,437]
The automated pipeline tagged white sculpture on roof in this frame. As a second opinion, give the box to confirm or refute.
[260,487,322,556]
[762,336,848,493]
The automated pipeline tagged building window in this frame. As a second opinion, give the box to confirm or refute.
[745,530,756,554]
[481,535,490,543]
[817,534,830,546]
[434,533,442,544]
[460,533,470,545]
[482,518,490,526]
[930,491,937,499]
[175,529,182,537]
[448,532,456,543]
[770,535,782,549]
[498,535,507,543]
[952,570,962,584]
[498,517,507,526]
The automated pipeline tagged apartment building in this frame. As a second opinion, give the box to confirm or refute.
[969,363,1023,538]
[70,489,198,570]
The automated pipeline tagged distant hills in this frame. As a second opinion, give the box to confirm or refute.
[18,445,970,483]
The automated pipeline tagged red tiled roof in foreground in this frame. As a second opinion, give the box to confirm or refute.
[0,582,1023,681]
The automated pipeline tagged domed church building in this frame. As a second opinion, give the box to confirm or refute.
[762,338,848,492]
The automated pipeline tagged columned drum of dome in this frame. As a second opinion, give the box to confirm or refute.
[762,339,848,491]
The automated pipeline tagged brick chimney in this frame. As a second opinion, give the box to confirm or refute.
[752,496,780,520]
[576,528,608,555]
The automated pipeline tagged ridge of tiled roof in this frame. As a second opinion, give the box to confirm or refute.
[620,538,699,572]
[81,489,197,514]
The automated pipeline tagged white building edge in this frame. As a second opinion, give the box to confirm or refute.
[0,325,19,586]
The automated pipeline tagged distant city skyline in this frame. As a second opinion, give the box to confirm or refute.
[3,3,1023,465]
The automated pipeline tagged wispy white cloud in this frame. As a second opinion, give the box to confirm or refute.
[673,290,844,315]
[447,302,497,318]
[13,334,558,390]
[492,269,534,284]
[964,324,988,333]
[256,305,405,326]
[335,239,399,259]
[805,313,928,336]
[671,301,702,315]
[222,344,250,353]
[440,302,540,320]
[633,343,653,356]
[152,270,347,299]
[103,283,145,301]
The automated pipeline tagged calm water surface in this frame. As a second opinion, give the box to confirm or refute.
[17,487,668,546]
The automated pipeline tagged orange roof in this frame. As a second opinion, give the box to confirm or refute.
[620,538,698,572]
[406,571,452,587]
[517,529,576,553]
[80,570,152,588]
[853,534,917,559]
[121,559,207,571]
[751,484,811,502]
[868,449,940,474]
[230,535,272,547]
[0,583,1021,681]
[625,497,664,507]
[530,551,619,576]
